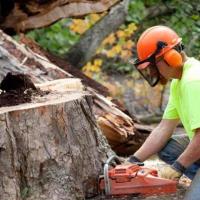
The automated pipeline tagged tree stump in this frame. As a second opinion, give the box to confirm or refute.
[0,79,112,200]
[0,30,150,158]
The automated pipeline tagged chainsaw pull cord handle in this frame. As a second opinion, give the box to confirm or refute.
[104,155,121,195]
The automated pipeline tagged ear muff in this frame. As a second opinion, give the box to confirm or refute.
[163,49,183,68]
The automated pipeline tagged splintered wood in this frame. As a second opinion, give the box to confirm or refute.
[94,93,135,143]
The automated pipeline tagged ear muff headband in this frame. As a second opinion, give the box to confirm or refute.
[163,49,183,68]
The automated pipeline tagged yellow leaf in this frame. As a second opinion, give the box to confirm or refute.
[70,19,90,34]
[116,30,125,38]
[89,13,101,23]
[84,71,93,78]
[123,40,134,50]
[113,44,122,54]
[102,33,116,45]
[94,59,103,67]
[73,19,84,25]
[82,62,92,71]
[120,50,132,60]
[123,23,137,37]
[91,64,101,72]
[106,50,115,58]
[124,29,133,37]
[128,23,137,32]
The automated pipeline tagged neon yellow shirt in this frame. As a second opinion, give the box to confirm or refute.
[163,57,200,140]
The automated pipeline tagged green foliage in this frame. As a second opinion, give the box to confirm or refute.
[164,0,200,58]
[102,57,134,74]
[26,19,79,56]
[126,0,146,23]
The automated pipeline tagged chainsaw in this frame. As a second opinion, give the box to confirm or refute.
[99,155,177,197]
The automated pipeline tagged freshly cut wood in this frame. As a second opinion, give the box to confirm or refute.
[35,78,84,92]
[0,78,113,200]
[1,0,120,32]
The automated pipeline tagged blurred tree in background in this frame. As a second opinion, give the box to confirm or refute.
[26,0,200,76]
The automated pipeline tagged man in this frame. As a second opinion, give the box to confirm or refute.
[128,25,200,180]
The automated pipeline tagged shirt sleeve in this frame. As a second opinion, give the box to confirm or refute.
[184,81,200,131]
[162,84,179,120]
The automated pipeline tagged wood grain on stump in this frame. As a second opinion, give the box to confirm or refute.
[0,79,112,200]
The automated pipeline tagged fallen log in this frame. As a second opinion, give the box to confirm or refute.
[0,77,113,200]
[0,30,151,156]
[0,0,120,33]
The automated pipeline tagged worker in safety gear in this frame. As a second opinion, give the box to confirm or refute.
[128,25,200,181]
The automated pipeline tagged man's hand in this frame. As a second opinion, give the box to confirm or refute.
[124,155,144,166]
[159,164,182,180]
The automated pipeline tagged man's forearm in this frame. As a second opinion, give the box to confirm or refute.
[134,120,177,161]
[134,127,172,161]
[177,129,200,168]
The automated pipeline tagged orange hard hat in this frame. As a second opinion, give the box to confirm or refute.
[137,25,182,62]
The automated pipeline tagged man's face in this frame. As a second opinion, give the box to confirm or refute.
[156,58,173,80]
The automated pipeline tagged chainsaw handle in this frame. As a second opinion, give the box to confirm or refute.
[104,155,121,195]
[138,168,158,177]
[105,155,121,165]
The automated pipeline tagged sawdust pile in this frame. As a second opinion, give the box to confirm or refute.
[0,72,47,107]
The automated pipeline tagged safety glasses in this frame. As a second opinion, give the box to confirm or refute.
[130,41,167,87]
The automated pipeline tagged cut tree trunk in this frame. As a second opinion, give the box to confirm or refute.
[0,78,113,200]
[0,30,150,156]
[66,0,130,68]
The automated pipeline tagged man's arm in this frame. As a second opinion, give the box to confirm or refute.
[133,119,179,162]
[177,128,200,168]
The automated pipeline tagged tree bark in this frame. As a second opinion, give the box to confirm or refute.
[0,0,120,33]
[0,79,112,200]
[66,0,130,68]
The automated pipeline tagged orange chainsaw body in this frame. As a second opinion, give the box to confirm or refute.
[99,163,177,196]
